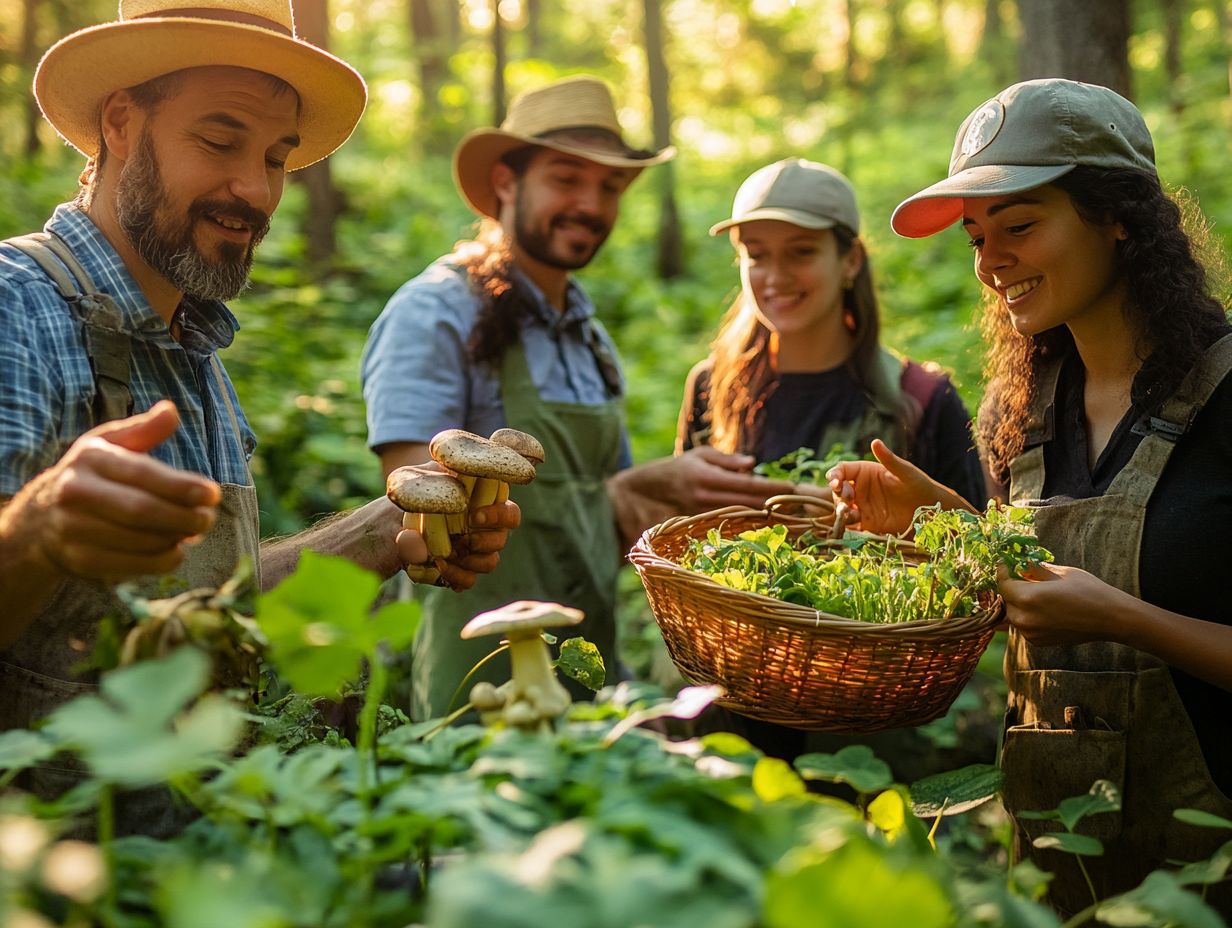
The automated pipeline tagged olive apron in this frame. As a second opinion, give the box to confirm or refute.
[410,341,624,721]
[1002,335,1232,915]
[0,234,259,836]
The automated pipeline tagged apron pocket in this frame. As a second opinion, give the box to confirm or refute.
[1002,725,1126,842]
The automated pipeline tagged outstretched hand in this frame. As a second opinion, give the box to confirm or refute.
[825,439,969,535]
[8,400,220,584]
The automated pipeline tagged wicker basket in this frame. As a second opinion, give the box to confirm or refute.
[628,496,1002,733]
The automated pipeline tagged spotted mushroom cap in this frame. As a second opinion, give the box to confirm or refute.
[429,429,536,484]
[460,600,585,640]
[489,428,546,467]
[386,466,469,513]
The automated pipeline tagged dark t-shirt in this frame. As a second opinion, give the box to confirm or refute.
[680,361,986,507]
[1040,355,1232,794]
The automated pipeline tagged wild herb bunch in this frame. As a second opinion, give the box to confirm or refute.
[679,503,1052,624]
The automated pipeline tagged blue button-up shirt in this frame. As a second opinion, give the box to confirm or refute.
[362,259,633,467]
[0,203,255,498]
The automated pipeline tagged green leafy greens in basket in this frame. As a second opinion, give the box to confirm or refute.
[678,503,1053,624]
[752,444,868,485]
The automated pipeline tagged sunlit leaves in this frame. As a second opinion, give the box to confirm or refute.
[910,764,1004,817]
[795,745,893,795]
[41,648,244,789]
[256,551,420,697]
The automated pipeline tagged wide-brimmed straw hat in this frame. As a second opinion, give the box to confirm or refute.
[710,159,860,236]
[453,75,676,219]
[34,0,367,171]
[892,78,1155,238]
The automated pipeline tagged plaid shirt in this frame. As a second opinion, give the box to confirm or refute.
[0,203,256,498]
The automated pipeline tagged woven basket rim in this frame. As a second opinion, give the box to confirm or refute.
[629,504,1003,636]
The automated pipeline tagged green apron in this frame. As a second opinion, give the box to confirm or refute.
[410,341,625,720]
[1003,335,1232,915]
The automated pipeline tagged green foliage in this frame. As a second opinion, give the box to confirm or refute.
[679,503,1051,623]
[910,764,1005,817]
[41,648,245,790]
[553,637,606,692]
[753,444,869,484]
[256,550,420,698]
[795,745,895,796]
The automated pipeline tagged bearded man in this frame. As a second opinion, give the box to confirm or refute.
[0,0,519,829]
[361,76,799,720]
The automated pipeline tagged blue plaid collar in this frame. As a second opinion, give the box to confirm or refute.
[46,203,240,354]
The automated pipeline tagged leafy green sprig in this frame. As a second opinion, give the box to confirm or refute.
[679,503,1052,624]
[752,444,867,486]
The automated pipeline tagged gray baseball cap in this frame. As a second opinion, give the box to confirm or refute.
[892,78,1156,238]
[710,158,860,236]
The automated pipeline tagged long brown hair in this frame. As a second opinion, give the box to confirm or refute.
[978,167,1231,483]
[706,224,892,454]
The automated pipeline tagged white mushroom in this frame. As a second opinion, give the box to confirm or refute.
[460,600,584,727]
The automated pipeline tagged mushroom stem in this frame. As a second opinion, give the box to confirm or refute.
[420,512,453,559]
[471,476,501,508]
[506,631,571,720]
[494,482,510,505]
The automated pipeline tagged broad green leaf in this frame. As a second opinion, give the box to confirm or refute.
[1032,832,1104,857]
[1055,779,1121,831]
[795,745,894,795]
[765,838,952,928]
[752,757,806,802]
[1175,840,1232,887]
[1095,870,1225,928]
[1174,808,1232,830]
[156,858,294,928]
[257,551,420,696]
[910,764,1005,817]
[42,649,244,788]
[554,637,605,691]
[0,729,56,771]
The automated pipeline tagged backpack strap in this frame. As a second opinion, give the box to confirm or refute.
[899,358,944,413]
[5,231,133,424]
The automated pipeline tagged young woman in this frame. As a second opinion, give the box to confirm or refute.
[678,158,986,769]
[678,158,984,502]
[829,80,1232,916]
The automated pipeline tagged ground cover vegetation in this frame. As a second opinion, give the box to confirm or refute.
[2,0,1232,922]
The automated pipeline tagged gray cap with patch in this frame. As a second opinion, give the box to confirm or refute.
[892,78,1156,238]
[710,158,860,236]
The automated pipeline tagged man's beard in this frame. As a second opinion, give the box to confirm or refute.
[113,131,271,301]
[512,183,610,271]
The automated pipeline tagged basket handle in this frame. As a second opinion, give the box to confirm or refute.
[765,493,846,537]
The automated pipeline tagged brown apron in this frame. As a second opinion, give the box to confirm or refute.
[1003,335,1232,915]
[0,235,260,836]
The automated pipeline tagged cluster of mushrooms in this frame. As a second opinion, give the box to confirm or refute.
[386,427,544,585]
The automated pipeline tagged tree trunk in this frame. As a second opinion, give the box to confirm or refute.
[408,0,450,151]
[979,0,1013,83]
[492,0,507,125]
[643,0,683,279]
[1161,0,1184,115]
[21,0,42,158]
[1017,0,1132,96]
[291,0,343,268]
[844,0,858,87]
[526,0,542,57]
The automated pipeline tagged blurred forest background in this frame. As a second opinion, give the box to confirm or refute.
[1,0,1230,538]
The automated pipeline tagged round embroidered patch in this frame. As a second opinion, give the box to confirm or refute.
[959,100,1004,158]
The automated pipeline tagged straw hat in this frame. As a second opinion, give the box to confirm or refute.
[453,75,676,219]
[34,0,367,172]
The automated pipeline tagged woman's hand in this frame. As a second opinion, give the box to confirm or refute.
[997,562,1130,646]
[826,439,972,535]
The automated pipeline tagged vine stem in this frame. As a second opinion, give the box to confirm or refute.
[444,643,510,714]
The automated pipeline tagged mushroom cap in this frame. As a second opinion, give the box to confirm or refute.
[386,466,469,513]
[429,429,536,484]
[489,428,546,467]
[460,600,585,640]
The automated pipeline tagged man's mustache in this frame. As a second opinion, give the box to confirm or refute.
[190,198,272,241]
